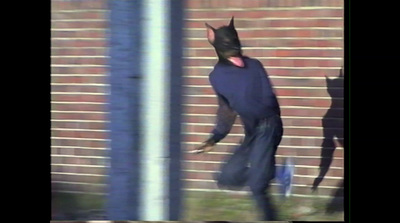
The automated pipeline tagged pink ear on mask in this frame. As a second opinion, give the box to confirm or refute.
[205,23,215,44]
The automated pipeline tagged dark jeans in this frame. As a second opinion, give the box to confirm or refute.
[215,114,283,221]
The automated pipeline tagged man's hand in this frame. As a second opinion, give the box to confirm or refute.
[189,139,216,154]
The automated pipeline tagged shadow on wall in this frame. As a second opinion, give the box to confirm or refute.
[311,67,344,213]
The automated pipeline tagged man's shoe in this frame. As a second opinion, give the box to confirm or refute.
[276,157,295,198]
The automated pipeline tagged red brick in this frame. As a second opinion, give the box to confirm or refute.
[187,19,343,30]
[52,121,107,132]
[52,94,107,103]
[51,75,107,84]
[51,66,108,75]
[276,88,343,97]
[271,78,343,88]
[52,39,107,48]
[186,38,343,49]
[52,129,108,139]
[278,98,338,108]
[186,9,343,20]
[52,102,107,112]
[77,166,107,175]
[54,174,106,185]
[51,47,107,57]
[51,181,106,194]
[186,28,341,39]
[52,11,107,20]
[52,0,107,11]
[52,29,106,38]
[52,137,107,148]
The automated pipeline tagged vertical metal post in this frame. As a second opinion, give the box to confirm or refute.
[168,0,184,220]
[109,0,182,220]
[140,0,170,220]
[107,0,142,220]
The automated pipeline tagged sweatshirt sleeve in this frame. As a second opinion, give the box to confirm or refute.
[209,93,238,143]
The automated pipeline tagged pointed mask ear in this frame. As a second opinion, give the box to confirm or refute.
[228,16,235,28]
[325,75,331,84]
[205,23,216,44]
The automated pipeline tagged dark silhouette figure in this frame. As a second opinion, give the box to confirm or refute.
[312,67,344,191]
[326,179,344,214]
[312,67,344,214]
[311,67,344,213]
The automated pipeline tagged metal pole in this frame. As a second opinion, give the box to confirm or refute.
[140,0,170,220]
[107,0,142,220]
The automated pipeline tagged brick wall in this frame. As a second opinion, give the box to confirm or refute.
[181,0,344,198]
[51,0,344,198]
[51,0,109,194]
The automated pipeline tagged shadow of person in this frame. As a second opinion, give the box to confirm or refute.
[326,179,344,214]
[312,67,344,192]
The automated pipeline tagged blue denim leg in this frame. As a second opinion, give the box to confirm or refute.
[215,143,251,190]
[248,115,283,220]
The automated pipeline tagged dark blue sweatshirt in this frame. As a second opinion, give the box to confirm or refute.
[209,56,281,143]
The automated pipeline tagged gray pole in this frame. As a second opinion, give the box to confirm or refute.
[139,0,170,220]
